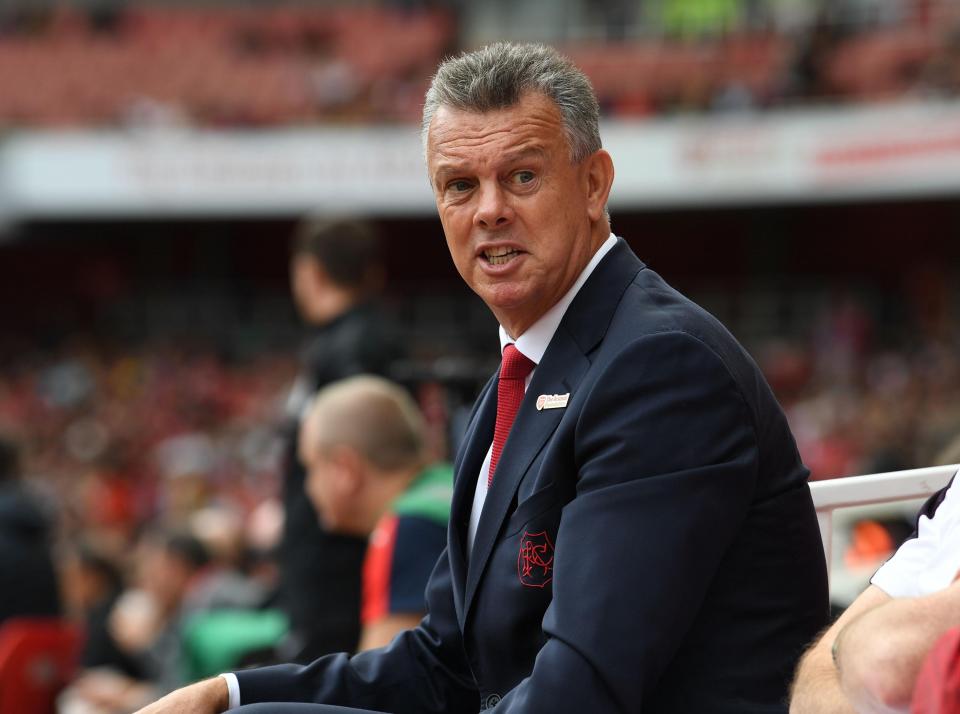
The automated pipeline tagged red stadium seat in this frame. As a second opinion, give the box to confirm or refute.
[0,618,83,714]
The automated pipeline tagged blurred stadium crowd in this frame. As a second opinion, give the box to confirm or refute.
[0,340,294,544]
[0,0,958,128]
[4,284,959,540]
[764,297,960,481]
[0,342,296,708]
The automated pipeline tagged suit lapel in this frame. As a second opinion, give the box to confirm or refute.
[461,239,645,623]
[463,329,590,618]
[448,374,497,625]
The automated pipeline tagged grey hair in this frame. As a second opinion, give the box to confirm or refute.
[306,376,424,472]
[422,42,601,163]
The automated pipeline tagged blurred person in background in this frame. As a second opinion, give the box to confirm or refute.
[153,433,218,528]
[278,217,404,662]
[63,530,214,713]
[61,541,145,683]
[0,434,61,624]
[243,498,285,596]
[186,505,269,613]
[300,376,452,652]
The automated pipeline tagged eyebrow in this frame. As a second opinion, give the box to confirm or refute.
[500,146,547,164]
[432,146,547,184]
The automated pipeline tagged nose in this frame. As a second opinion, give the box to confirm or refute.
[473,183,514,230]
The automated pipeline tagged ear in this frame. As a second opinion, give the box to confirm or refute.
[583,149,615,223]
[307,257,332,290]
[329,445,366,496]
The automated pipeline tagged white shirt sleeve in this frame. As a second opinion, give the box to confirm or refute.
[871,472,960,598]
[219,673,241,710]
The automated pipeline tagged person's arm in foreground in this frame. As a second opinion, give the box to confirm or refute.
[790,584,891,714]
[834,578,960,713]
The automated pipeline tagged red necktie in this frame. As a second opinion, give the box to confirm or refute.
[489,344,535,487]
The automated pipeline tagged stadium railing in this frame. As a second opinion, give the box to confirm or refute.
[809,464,959,580]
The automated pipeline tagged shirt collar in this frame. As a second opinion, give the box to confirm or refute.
[498,233,618,364]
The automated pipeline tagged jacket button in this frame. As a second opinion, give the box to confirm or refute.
[484,693,502,709]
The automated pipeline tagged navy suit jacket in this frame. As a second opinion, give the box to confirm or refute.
[236,240,829,713]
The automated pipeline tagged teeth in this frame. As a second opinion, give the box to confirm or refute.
[483,247,520,265]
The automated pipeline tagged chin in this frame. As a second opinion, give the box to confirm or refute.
[477,283,529,310]
[340,522,368,537]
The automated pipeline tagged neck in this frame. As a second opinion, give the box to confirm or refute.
[309,289,360,325]
[363,462,423,532]
[500,223,610,339]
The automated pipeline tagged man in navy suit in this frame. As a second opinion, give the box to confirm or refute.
[137,41,828,714]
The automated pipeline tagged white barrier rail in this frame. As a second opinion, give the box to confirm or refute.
[809,464,959,579]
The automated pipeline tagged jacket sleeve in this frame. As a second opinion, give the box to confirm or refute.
[234,546,480,714]
[492,331,762,713]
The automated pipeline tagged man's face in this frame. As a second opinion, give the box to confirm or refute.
[300,418,364,535]
[138,542,190,612]
[303,449,347,531]
[427,92,608,337]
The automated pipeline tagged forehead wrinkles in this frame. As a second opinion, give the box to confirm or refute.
[430,113,563,177]
[435,125,516,157]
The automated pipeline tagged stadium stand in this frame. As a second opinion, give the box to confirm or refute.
[0,1,957,127]
[0,4,454,127]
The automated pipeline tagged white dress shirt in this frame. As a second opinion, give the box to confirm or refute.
[871,469,960,597]
[223,234,618,710]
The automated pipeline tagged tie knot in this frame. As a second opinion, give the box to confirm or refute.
[501,344,535,381]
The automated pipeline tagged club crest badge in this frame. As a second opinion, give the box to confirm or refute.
[518,530,554,588]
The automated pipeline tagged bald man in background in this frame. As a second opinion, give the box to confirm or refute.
[299,376,452,653]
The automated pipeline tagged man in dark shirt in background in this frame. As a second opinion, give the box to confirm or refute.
[278,218,403,661]
[0,435,61,625]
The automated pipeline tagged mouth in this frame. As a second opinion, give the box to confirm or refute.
[480,246,524,266]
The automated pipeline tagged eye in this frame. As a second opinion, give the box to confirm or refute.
[510,170,535,185]
[447,179,473,193]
